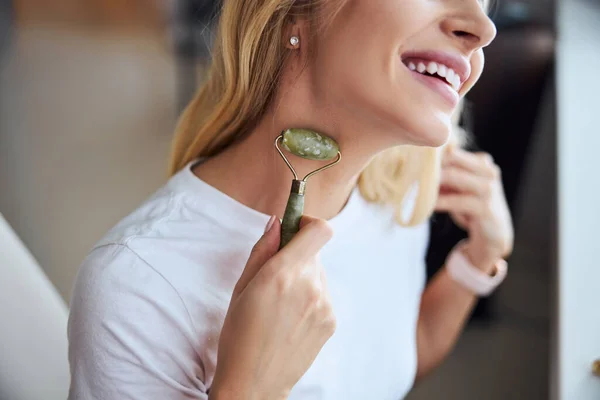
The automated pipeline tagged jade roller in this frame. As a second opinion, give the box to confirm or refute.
[275,128,342,249]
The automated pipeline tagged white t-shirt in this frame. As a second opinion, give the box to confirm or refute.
[67,161,429,400]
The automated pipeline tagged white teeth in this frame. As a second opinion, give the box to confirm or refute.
[445,72,460,91]
[452,74,461,91]
[446,68,455,82]
[445,68,461,91]
[437,64,448,78]
[427,62,438,74]
[407,60,461,91]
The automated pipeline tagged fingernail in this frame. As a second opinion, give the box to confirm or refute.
[264,215,277,234]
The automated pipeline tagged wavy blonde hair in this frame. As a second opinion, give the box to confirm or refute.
[169,0,466,226]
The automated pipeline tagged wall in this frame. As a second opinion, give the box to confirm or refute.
[555,0,600,398]
[0,24,176,300]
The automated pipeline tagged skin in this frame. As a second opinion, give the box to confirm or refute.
[198,0,513,397]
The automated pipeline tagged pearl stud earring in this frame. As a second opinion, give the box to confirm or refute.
[290,36,299,47]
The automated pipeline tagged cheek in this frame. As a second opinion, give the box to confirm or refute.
[313,0,419,95]
[311,13,398,116]
[312,4,419,110]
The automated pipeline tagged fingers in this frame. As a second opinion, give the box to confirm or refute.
[237,215,333,297]
[440,167,492,197]
[276,216,333,265]
[452,213,470,228]
[315,265,336,337]
[318,261,329,292]
[435,194,483,216]
[298,215,321,230]
[443,148,499,179]
[234,216,281,296]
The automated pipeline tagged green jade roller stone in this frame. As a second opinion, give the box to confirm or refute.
[281,128,339,161]
[279,129,340,249]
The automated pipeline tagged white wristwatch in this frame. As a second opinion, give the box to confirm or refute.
[446,244,508,297]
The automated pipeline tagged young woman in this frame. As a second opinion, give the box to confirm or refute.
[68,0,513,399]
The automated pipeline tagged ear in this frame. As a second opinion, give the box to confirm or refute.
[283,17,309,50]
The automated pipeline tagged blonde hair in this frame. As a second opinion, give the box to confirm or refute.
[169,0,465,226]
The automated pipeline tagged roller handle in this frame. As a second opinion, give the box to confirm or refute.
[279,180,306,250]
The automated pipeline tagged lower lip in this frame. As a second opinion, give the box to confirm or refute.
[408,69,459,107]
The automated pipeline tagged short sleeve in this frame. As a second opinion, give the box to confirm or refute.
[67,244,207,400]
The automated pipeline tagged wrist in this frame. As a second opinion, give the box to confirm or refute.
[446,241,508,297]
[209,373,250,400]
[461,244,497,275]
[210,374,288,400]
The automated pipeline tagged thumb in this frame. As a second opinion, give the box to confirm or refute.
[299,215,320,229]
[233,216,281,297]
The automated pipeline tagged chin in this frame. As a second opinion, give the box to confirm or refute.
[414,131,450,148]
[399,111,453,148]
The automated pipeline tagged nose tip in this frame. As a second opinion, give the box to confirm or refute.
[479,19,497,47]
[446,7,498,50]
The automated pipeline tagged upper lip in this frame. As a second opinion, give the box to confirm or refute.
[401,50,471,87]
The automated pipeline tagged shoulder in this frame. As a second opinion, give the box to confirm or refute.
[69,244,193,336]
[84,182,252,303]
[73,178,248,325]
[95,186,181,248]
[70,174,253,354]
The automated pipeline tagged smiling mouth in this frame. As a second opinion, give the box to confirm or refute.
[402,59,462,92]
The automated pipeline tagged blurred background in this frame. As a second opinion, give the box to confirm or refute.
[0,0,598,399]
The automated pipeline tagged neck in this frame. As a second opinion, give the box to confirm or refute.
[194,111,378,221]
